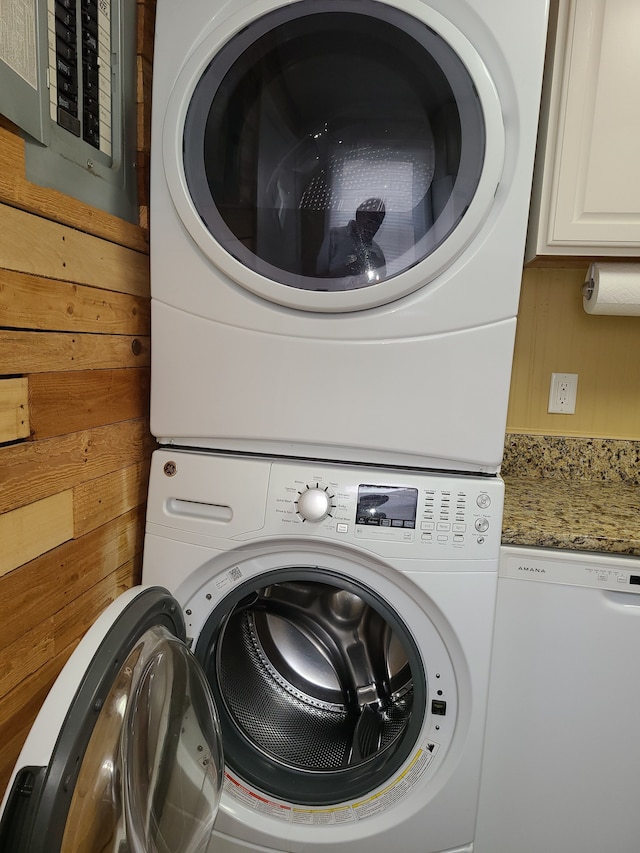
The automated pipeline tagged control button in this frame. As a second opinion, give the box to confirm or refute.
[475,517,490,533]
[453,535,464,543]
[336,523,348,534]
[431,699,447,716]
[421,522,435,531]
[422,533,433,542]
[437,535,449,543]
[436,522,451,531]
[476,493,492,509]
[452,523,466,532]
[477,536,485,545]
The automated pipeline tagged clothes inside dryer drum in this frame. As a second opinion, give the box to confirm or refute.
[196,571,427,806]
[183,0,485,295]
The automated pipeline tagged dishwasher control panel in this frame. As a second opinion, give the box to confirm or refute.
[501,546,640,592]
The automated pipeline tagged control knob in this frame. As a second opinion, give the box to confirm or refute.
[296,485,334,522]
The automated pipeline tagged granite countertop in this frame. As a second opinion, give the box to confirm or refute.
[501,435,640,557]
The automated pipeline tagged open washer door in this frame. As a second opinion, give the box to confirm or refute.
[0,587,224,853]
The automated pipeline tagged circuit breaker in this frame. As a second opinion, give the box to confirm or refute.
[0,0,138,222]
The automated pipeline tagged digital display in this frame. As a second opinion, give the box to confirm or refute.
[356,485,418,528]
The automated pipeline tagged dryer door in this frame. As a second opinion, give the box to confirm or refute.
[0,587,224,853]
[166,0,504,312]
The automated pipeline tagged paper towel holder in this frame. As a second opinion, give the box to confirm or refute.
[582,274,595,301]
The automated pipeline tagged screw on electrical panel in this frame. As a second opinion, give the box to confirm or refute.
[164,461,177,476]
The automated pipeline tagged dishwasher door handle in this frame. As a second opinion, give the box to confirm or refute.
[604,589,640,608]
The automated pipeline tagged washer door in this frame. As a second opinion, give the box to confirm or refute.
[0,587,224,853]
[165,0,504,312]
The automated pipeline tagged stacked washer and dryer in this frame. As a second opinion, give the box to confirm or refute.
[0,2,549,852]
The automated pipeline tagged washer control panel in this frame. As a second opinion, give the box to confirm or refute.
[267,459,504,559]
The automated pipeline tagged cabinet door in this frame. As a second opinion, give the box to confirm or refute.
[528,0,640,258]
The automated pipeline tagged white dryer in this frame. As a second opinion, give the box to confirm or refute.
[0,449,503,853]
[150,0,549,474]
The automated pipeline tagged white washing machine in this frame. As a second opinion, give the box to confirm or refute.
[150,0,549,474]
[0,449,503,852]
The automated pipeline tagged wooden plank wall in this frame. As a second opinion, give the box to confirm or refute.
[0,0,157,799]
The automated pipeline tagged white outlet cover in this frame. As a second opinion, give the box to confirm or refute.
[548,372,578,414]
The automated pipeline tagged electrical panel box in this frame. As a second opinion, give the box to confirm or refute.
[0,0,138,222]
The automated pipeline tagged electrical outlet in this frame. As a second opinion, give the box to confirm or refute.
[548,373,578,414]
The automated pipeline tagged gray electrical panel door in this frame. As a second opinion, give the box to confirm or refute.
[0,0,138,223]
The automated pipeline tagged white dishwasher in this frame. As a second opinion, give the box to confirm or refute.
[475,545,640,853]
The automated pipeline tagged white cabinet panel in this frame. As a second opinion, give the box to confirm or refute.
[527,0,640,259]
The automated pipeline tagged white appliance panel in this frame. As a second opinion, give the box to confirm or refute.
[151,301,516,471]
[150,0,549,472]
[141,448,502,852]
[475,545,640,853]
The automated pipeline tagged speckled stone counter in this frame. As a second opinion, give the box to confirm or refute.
[501,435,640,556]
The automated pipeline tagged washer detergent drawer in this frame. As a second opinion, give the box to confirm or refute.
[475,546,640,853]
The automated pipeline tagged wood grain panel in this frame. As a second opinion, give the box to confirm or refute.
[0,507,145,653]
[0,377,29,443]
[115,555,142,593]
[0,645,69,729]
[0,564,136,699]
[0,203,149,297]
[73,462,150,537]
[29,368,150,439]
[0,419,154,515]
[0,330,150,373]
[137,0,156,64]
[51,569,128,660]
[0,269,150,335]
[0,491,74,578]
[138,60,153,149]
[0,119,148,254]
[0,620,55,698]
[136,55,153,212]
[507,267,640,438]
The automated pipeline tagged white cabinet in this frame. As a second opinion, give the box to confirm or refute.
[526,0,640,260]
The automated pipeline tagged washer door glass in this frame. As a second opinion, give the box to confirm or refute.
[179,0,502,310]
[61,626,223,853]
[195,568,429,806]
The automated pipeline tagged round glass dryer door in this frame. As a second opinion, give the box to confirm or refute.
[175,0,504,311]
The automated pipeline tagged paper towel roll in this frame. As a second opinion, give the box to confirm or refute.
[583,262,640,316]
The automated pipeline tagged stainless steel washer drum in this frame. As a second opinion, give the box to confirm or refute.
[194,567,427,805]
